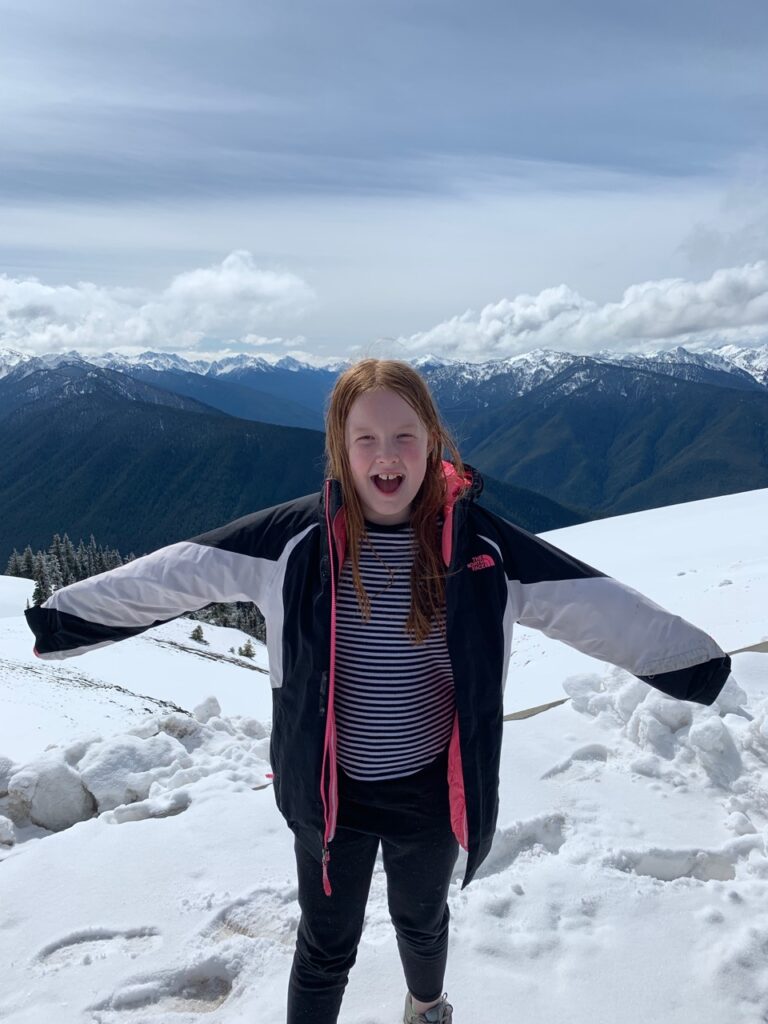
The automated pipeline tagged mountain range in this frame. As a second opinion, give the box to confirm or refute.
[2,342,767,565]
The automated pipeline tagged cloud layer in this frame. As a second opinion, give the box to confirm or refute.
[401,262,768,360]
[4,257,768,365]
[0,251,313,354]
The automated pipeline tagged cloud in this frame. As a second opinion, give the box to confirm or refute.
[0,251,314,354]
[400,262,768,360]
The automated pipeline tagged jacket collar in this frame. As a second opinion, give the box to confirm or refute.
[320,461,481,570]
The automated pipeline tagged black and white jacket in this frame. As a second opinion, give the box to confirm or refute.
[24,464,731,891]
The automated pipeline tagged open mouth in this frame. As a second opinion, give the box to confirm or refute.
[371,473,404,494]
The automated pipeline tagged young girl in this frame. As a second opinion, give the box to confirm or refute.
[26,358,731,1024]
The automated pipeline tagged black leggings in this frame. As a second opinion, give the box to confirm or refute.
[287,751,460,1024]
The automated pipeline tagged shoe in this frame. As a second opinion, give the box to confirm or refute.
[403,992,453,1023]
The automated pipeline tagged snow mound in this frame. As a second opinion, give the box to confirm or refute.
[194,696,222,723]
[2,698,272,835]
[7,752,96,831]
[0,755,16,796]
[79,732,192,811]
[0,815,15,846]
[560,667,768,797]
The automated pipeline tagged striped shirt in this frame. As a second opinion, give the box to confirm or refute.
[334,520,456,781]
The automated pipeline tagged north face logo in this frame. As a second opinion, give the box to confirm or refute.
[467,554,495,572]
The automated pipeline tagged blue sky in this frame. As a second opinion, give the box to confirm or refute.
[1,0,767,362]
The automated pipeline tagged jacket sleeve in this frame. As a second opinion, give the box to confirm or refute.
[24,502,304,661]
[484,510,731,706]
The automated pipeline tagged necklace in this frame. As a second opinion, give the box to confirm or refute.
[362,530,411,600]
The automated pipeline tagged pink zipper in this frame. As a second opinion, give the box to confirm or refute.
[319,481,343,896]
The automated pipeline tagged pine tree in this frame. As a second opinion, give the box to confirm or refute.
[49,533,63,568]
[238,638,255,659]
[62,534,78,585]
[47,556,64,593]
[76,540,89,580]
[87,535,100,576]
[190,624,205,643]
[31,553,52,605]
[4,550,22,576]
[20,546,35,579]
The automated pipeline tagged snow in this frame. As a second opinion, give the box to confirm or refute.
[1,488,768,1022]
[0,347,33,378]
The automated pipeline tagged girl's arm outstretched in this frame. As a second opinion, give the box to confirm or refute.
[24,499,306,661]
[484,510,731,705]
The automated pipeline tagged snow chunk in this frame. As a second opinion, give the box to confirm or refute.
[726,812,758,836]
[0,755,16,797]
[7,753,96,831]
[614,678,650,723]
[237,717,269,740]
[561,674,607,715]
[688,717,743,787]
[0,814,16,845]
[63,736,101,766]
[643,691,693,732]
[626,707,677,760]
[158,712,201,742]
[194,696,222,724]
[107,787,192,824]
[714,675,749,717]
[78,733,192,811]
[743,699,768,760]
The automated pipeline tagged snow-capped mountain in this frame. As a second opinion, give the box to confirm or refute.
[0,349,32,380]
[716,344,768,387]
[600,345,763,391]
[92,350,212,375]
[3,343,768,394]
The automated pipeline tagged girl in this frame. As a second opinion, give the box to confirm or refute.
[26,359,731,1024]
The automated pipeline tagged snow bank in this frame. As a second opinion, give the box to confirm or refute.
[7,752,95,832]
[0,754,15,796]
[2,698,272,833]
[560,667,768,806]
[0,815,15,846]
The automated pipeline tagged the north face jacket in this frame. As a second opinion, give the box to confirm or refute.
[24,464,731,891]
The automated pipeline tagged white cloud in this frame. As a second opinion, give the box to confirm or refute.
[0,251,314,355]
[400,262,768,360]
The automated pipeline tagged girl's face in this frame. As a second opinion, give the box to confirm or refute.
[345,388,433,525]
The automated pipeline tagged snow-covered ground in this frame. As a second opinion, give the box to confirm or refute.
[1,488,767,1023]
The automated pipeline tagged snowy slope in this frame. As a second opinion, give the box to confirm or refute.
[1,489,767,1024]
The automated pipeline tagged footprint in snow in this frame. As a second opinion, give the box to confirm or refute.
[35,927,162,971]
[541,743,610,780]
[203,886,299,947]
[87,957,236,1017]
[473,813,567,880]
[604,834,765,883]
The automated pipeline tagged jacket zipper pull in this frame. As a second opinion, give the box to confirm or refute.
[322,845,332,897]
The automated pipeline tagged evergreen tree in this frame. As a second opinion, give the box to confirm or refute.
[76,540,89,580]
[4,549,22,576]
[190,624,205,643]
[20,546,35,579]
[62,534,78,585]
[238,638,255,659]
[31,553,52,605]
[47,556,64,593]
[87,534,99,576]
[49,533,63,568]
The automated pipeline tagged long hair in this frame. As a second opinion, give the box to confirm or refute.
[325,358,468,644]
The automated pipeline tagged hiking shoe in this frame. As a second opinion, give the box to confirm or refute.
[403,992,453,1023]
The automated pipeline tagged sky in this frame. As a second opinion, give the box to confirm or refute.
[1,0,767,364]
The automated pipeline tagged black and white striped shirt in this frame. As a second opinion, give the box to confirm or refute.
[334,521,456,781]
